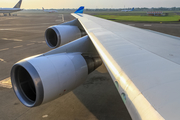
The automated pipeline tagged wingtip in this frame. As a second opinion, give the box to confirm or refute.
[74,6,85,14]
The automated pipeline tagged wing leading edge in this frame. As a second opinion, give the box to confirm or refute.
[72,12,180,120]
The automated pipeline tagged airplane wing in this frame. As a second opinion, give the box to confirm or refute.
[71,13,180,120]
[11,7,180,120]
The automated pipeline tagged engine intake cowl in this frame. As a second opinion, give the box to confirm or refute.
[45,25,81,48]
[11,53,102,107]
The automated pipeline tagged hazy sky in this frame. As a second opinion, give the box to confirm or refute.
[0,0,180,9]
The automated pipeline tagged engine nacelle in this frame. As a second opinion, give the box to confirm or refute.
[11,53,102,107]
[45,25,82,48]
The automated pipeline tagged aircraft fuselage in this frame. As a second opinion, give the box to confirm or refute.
[0,8,22,13]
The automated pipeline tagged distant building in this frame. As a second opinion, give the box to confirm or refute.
[147,11,163,16]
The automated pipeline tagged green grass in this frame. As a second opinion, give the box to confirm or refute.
[95,12,180,22]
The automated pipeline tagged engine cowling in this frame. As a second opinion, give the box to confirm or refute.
[11,53,102,107]
[45,25,82,48]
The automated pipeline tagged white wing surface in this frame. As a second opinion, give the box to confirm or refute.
[72,13,180,120]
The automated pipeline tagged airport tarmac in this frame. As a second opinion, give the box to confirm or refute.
[0,12,180,120]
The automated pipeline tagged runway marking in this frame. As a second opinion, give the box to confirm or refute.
[30,41,45,44]
[0,29,12,30]
[0,77,12,88]
[56,14,64,22]
[13,45,23,48]
[0,48,9,51]
[0,58,7,63]
[38,41,46,43]
[61,14,64,22]
[2,38,22,42]
[27,43,34,46]
[144,24,152,26]
[42,115,48,118]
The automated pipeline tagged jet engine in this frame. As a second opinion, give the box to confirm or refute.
[11,53,102,107]
[45,25,82,48]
